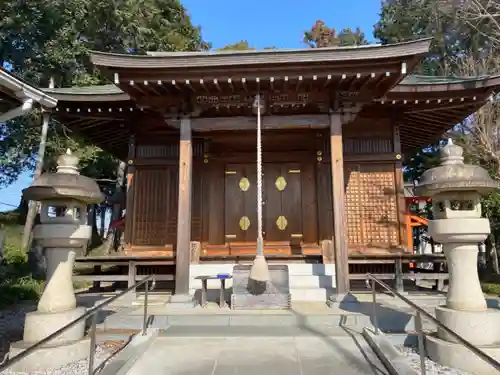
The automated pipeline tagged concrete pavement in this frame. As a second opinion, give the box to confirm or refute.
[125,327,389,375]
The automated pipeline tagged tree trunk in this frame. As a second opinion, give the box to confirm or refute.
[22,114,50,251]
[485,233,500,275]
[491,235,500,275]
[104,161,126,255]
[99,205,106,238]
[17,197,29,225]
[87,204,103,252]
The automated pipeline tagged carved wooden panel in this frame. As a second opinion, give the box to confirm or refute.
[344,163,399,247]
[343,138,393,154]
[136,142,204,159]
[131,167,178,246]
[318,134,393,155]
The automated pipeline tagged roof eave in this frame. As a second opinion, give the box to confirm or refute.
[0,69,57,108]
[41,85,130,102]
[392,75,500,93]
[90,38,432,70]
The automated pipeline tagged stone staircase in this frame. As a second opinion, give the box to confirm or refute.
[287,263,335,302]
[189,263,335,303]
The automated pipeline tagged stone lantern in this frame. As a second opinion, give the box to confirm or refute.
[9,149,104,372]
[416,139,500,374]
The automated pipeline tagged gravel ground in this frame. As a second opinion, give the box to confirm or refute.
[0,344,120,375]
[397,345,471,375]
[0,305,126,375]
[0,305,37,363]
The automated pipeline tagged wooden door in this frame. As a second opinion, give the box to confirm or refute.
[224,164,257,242]
[263,163,303,242]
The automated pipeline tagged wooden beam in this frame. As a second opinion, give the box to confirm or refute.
[329,113,350,297]
[175,117,193,296]
[393,125,407,251]
[124,135,136,246]
[188,115,329,131]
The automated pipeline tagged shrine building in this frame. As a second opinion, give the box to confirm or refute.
[35,38,500,297]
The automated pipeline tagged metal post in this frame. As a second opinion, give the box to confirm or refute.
[371,280,379,334]
[415,311,427,375]
[220,279,226,308]
[88,313,98,375]
[142,279,149,335]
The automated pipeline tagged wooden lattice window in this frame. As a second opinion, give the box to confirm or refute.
[345,163,399,247]
[344,164,362,245]
[131,167,178,246]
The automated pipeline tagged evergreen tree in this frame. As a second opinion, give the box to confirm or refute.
[304,20,368,48]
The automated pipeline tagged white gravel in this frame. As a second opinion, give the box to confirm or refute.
[397,345,471,375]
[0,305,37,363]
[0,345,116,375]
[0,305,126,375]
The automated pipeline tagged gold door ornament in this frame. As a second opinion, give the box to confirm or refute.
[276,215,288,231]
[275,176,287,191]
[239,177,250,192]
[239,216,251,231]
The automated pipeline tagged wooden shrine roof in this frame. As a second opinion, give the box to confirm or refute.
[91,38,431,69]
[37,37,500,158]
[43,73,500,157]
[368,74,500,149]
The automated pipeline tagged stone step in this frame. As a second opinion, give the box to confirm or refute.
[288,274,335,288]
[287,263,335,276]
[99,308,429,332]
[289,287,331,302]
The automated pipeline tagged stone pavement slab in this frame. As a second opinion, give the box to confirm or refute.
[126,331,389,375]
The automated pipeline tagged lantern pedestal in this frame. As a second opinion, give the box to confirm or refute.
[415,140,500,374]
[8,150,103,372]
[9,307,91,373]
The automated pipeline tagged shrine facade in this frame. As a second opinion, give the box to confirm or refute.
[39,38,500,294]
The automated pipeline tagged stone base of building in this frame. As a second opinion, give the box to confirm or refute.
[231,264,291,310]
[8,337,91,372]
[426,334,500,375]
[167,293,196,309]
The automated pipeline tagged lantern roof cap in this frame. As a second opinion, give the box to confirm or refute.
[415,140,499,196]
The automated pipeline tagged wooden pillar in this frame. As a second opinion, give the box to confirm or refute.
[393,125,407,250]
[174,117,193,295]
[329,113,350,297]
[124,135,136,246]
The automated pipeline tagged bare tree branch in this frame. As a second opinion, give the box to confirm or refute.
[460,0,500,48]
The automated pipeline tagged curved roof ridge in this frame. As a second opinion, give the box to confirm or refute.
[41,84,129,102]
[393,73,500,92]
[144,38,430,57]
[90,38,432,69]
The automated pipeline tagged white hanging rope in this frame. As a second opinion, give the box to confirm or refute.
[256,92,264,256]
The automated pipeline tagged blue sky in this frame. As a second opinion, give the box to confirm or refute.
[0,0,382,212]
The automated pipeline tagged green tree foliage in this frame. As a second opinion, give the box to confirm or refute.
[374,0,494,74]
[376,1,500,266]
[217,41,253,51]
[0,0,209,187]
[304,20,368,47]
[217,41,276,51]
